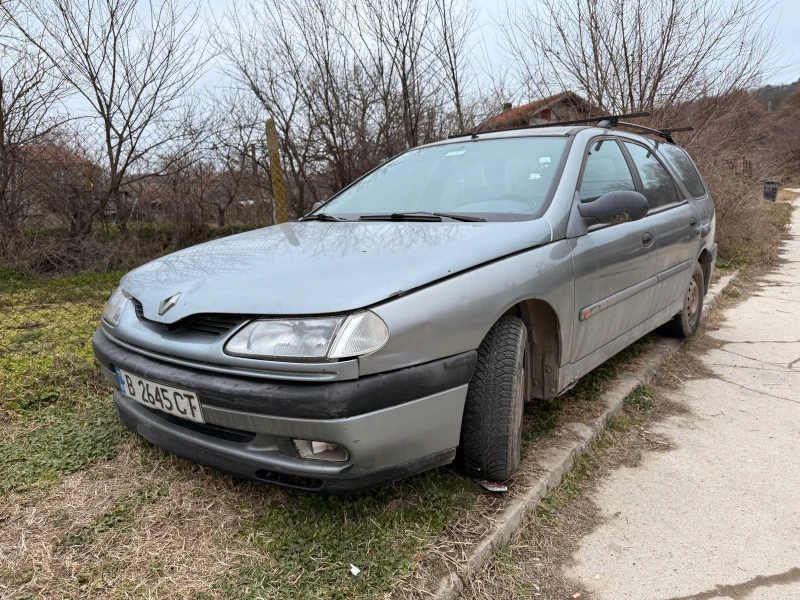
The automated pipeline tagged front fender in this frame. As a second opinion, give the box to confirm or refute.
[359,240,575,376]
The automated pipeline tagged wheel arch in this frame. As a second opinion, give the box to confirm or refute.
[502,298,562,400]
[697,247,713,295]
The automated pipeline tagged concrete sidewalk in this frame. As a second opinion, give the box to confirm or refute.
[568,200,800,599]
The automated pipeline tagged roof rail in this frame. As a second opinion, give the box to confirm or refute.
[611,121,693,144]
[448,111,692,143]
[448,112,650,139]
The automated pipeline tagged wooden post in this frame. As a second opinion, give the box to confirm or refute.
[265,118,287,224]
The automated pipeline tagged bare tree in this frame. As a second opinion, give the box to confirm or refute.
[213,0,324,213]
[500,0,778,114]
[0,5,67,234]
[4,0,209,233]
[214,0,483,215]
[206,91,269,227]
[431,0,477,132]
[356,0,443,148]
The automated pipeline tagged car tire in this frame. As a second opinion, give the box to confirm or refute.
[665,261,705,338]
[459,315,526,482]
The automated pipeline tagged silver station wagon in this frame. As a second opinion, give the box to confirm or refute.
[93,116,716,492]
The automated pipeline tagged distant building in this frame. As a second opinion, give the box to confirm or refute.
[480,91,593,131]
[20,144,103,229]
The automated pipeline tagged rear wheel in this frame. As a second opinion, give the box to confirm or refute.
[459,315,527,481]
[665,261,705,338]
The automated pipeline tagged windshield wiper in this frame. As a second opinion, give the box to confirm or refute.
[426,212,486,222]
[301,212,348,222]
[358,212,485,222]
[359,212,441,222]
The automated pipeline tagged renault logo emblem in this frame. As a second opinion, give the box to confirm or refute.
[158,293,181,316]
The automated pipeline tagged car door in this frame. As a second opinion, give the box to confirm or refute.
[621,141,701,315]
[567,137,658,363]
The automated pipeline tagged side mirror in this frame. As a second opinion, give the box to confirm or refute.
[577,190,648,226]
[310,201,323,212]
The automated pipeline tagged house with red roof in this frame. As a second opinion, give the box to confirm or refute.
[480,91,593,131]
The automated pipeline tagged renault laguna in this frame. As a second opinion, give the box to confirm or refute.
[93,118,716,492]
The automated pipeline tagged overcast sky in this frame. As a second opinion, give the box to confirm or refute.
[62,0,800,117]
[202,0,800,92]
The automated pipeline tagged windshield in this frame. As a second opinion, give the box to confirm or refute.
[318,137,569,221]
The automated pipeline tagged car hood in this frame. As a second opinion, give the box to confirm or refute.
[121,219,552,323]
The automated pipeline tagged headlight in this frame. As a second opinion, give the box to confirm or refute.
[225,311,388,360]
[102,287,128,327]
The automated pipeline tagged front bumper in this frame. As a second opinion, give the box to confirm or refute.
[93,330,475,492]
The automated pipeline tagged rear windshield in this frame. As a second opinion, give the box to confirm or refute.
[657,144,707,199]
[320,137,570,221]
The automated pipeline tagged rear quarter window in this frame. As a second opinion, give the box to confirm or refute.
[658,145,707,199]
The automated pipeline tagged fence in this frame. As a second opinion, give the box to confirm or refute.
[0,138,292,416]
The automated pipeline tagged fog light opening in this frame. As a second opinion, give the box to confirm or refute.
[292,439,349,462]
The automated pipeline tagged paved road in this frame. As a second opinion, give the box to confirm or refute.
[568,201,800,600]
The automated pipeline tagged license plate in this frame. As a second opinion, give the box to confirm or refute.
[116,368,205,423]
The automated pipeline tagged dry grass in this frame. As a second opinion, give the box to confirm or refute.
[0,441,267,599]
[716,198,794,274]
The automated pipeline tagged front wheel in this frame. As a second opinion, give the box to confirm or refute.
[665,261,705,338]
[459,315,527,481]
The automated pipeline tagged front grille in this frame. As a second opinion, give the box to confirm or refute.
[187,314,247,336]
[134,299,146,320]
[131,298,247,337]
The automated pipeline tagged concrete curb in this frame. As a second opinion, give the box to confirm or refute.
[432,269,739,600]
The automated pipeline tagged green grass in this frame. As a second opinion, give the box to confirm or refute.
[0,396,129,494]
[0,269,129,493]
[0,269,121,414]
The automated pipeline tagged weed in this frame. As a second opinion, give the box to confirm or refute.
[0,271,129,493]
[0,396,129,494]
[605,412,636,433]
[624,384,655,412]
[1,271,119,417]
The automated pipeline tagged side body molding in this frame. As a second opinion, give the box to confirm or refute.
[580,259,693,321]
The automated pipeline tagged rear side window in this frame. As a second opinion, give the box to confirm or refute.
[623,142,680,209]
[658,144,707,198]
[578,139,635,203]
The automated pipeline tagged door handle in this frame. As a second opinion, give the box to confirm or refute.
[642,232,654,247]
[690,217,698,228]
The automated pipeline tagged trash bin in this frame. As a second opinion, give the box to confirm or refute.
[764,180,780,201]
